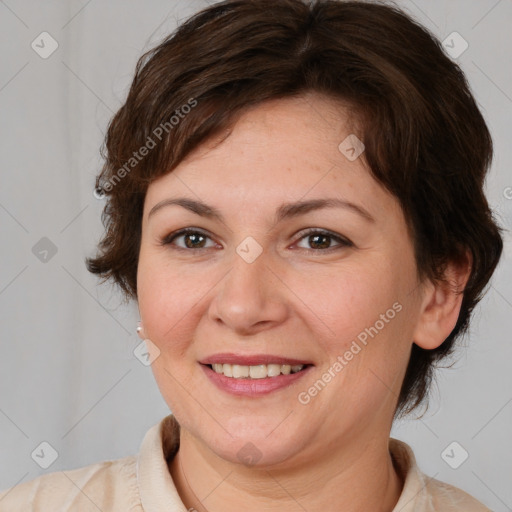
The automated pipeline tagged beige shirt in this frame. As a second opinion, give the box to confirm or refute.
[0,414,491,511]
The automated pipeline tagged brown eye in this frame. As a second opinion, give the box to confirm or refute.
[295,229,352,251]
[161,229,216,250]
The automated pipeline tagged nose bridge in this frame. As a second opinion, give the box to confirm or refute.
[209,238,288,332]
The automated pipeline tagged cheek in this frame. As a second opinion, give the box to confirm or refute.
[301,264,399,346]
[304,260,414,393]
[136,256,199,355]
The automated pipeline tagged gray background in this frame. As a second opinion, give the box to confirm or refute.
[0,0,511,510]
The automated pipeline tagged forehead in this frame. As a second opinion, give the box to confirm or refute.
[181,94,358,170]
[143,94,395,221]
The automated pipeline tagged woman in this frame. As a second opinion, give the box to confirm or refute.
[0,0,503,510]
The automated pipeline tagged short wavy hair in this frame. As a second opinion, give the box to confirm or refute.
[86,0,504,417]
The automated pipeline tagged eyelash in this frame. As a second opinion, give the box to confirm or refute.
[159,228,353,253]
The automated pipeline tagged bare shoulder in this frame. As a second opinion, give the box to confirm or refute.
[0,455,140,511]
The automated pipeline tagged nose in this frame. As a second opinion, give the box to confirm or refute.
[207,245,289,335]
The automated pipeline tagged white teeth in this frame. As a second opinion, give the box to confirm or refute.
[267,364,281,377]
[210,363,305,378]
[232,364,249,378]
[249,365,267,379]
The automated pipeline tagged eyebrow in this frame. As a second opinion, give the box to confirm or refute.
[148,197,375,224]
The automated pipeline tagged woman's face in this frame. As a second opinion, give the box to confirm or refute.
[137,94,428,467]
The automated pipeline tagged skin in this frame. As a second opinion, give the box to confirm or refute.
[136,93,471,511]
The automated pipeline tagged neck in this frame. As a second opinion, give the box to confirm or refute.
[169,428,404,512]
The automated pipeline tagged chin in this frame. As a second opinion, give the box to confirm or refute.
[215,439,301,468]
[200,421,309,469]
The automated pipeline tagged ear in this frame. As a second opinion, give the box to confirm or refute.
[412,251,472,350]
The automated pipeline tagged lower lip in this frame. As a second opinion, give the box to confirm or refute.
[201,364,312,397]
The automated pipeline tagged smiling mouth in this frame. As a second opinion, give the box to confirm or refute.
[206,363,309,379]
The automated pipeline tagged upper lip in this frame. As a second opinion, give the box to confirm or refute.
[199,353,313,366]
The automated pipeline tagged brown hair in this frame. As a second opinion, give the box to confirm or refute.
[86,0,504,417]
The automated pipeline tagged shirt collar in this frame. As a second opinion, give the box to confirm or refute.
[137,414,429,512]
[389,438,432,511]
[136,414,185,511]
